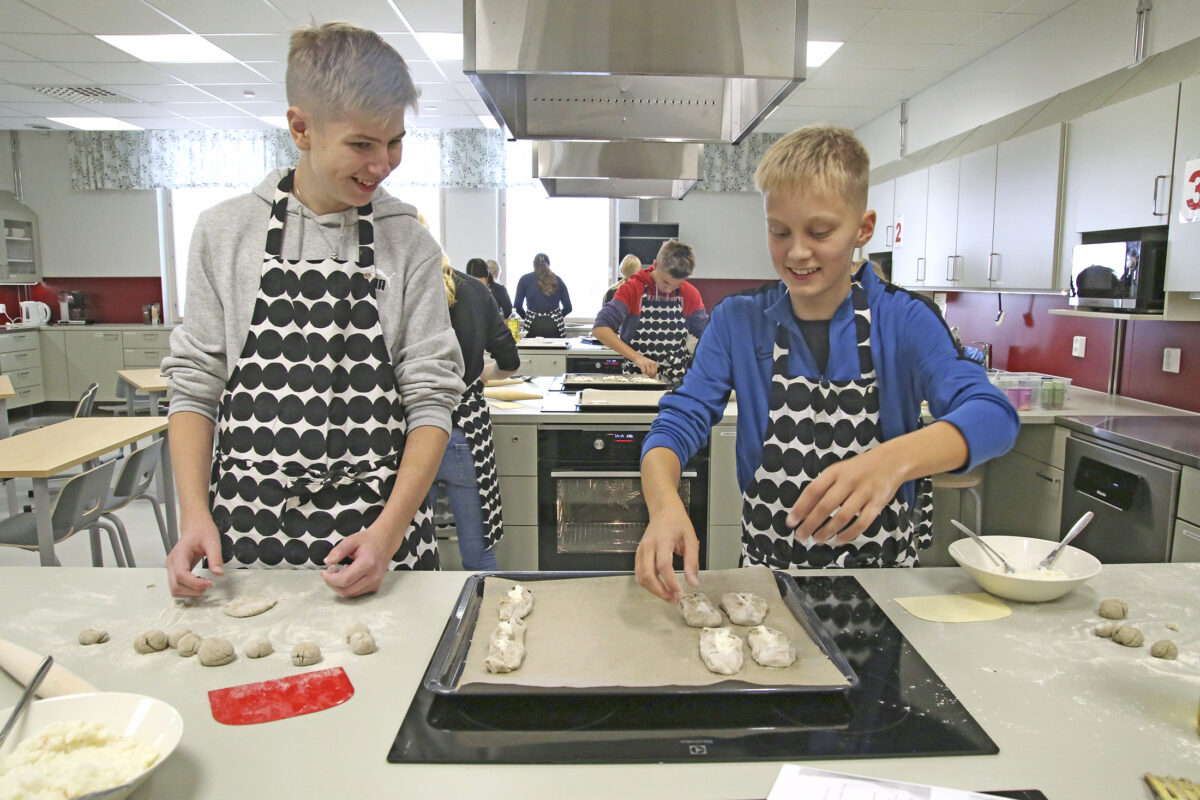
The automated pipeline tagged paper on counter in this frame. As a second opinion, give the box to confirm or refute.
[893,593,1011,623]
[486,399,523,409]
[769,765,1013,800]
[482,386,542,401]
[459,566,850,691]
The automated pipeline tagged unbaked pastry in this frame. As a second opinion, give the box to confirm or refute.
[222,595,277,618]
[291,641,322,667]
[133,629,168,654]
[165,625,191,648]
[1112,625,1144,647]
[197,637,235,667]
[679,592,722,628]
[699,627,744,675]
[497,585,534,621]
[1093,622,1119,638]
[1098,599,1128,620]
[483,618,527,673]
[720,592,768,627]
[176,632,203,658]
[243,635,273,659]
[747,625,797,668]
[77,628,109,646]
[1150,640,1178,659]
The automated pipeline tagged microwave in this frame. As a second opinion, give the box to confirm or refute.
[1069,239,1165,313]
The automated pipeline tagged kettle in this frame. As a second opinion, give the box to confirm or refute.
[18,300,50,326]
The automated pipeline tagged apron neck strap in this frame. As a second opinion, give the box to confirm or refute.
[266,169,375,266]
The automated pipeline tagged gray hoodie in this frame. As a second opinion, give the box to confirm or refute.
[163,167,465,434]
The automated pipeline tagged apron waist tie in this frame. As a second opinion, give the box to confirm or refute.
[215,451,400,511]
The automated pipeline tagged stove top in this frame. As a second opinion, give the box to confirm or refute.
[388,575,997,764]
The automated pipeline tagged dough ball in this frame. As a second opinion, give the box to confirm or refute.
[244,635,273,659]
[484,618,527,673]
[1165,622,1180,632]
[198,637,235,667]
[133,629,168,654]
[699,627,744,675]
[679,592,723,628]
[177,632,203,657]
[77,628,109,646]
[748,625,797,668]
[1097,599,1128,620]
[345,622,371,640]
[1150,640,1178,660]
[1112,625,1144,647]
[222,594,278,618]
[498,585,534,621]
[291,641,322,667]
[720,592,768,627]
[348,631,377,656]
[1093,622,1119,638]
[166,625,191,649]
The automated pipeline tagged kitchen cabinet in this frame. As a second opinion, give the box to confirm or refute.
[518,351,566,377]
[862,179,895,256]
[890,169,929,287]
[0,191,41,284]
[707,425,741,569]
[922,148,999,289]
[921,159,961,288]
[1166,75,1200,293]
[64,329,124,403]
[0,330,43,409]
[1173,465,1200,562]
[988,124,1064,290]
[1062,83,1179,237]
[122,328,171,369]
[37,330,68,403]
[983,424,1067,540]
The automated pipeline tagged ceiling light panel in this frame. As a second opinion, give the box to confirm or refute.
[415,32,463,61]
[49,116,144,130]
[0,33,132,61]
[202,34,289,62]
[96,34,237,63]
[807,41,843,67]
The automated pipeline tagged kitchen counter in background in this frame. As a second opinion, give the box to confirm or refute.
[0,565,1196,800]
[1057,414,1200,470]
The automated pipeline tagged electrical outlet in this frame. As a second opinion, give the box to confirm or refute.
[1163,347,1181,373]
[0,304,6,315]
[1072,336,1086,358]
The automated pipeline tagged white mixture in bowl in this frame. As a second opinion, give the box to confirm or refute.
[984,564,1068,579]
[0,720,160,799]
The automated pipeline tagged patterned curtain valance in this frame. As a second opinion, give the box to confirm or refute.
[695,133,783,193]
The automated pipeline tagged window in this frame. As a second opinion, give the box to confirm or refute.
[168,186,246,321]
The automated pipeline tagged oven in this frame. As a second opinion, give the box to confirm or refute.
[565,355,625,374]
[537,426,708,571]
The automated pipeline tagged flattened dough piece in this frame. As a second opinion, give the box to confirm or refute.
[748,625,797,668]
[679,592,722,628]
[223,594,278,618]
[198,637,235,666]
[498,585,534,621]
[291,641,322,667]
[78,628,109,646]
[133,629,168,654]
[699,627,744,675]
[895,593,1012,623]
[483,618,527,673]
[720,592,768,627]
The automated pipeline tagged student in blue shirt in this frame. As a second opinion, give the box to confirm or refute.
[635,125,1019,601]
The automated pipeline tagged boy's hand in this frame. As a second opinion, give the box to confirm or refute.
[632,355,659,378]
[635,506,700,602]
[785,448,903,545]
[166,515,224,597]
[321,525,400,598]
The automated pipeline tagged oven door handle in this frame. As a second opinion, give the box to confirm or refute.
[549,470,698,479]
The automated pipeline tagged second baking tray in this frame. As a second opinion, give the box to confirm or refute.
[422,571,859,697]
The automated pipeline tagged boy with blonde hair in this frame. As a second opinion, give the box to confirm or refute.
[164,22,464,599]
[635,125,1018,601]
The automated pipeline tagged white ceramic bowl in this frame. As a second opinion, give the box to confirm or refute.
[0,692,183,800]
[948,535,1102,602]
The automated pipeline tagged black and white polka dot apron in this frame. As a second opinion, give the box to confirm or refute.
[449,379,504,548]
[209,169,438,570]
[622,291,689,383]
[740,282,932,569]
[523,308,565,338]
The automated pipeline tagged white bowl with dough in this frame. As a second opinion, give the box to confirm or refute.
[0,692,183,800]
[949,535,1102,602]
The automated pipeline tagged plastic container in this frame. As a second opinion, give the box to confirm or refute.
[992,372,1042,411]
[1039,376,1072,410]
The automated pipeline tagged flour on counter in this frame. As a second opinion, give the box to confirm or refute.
[0,720,159,799]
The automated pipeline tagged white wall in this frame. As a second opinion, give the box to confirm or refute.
[442,188,499,275]
[0,134,14,195]
[17,132,160,277]
[648,192,773,280]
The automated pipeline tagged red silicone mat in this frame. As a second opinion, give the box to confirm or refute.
[208,667,354,725]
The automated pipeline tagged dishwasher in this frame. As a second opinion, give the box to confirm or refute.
[1061,433,1180,563]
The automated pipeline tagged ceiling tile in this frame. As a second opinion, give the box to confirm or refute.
[885,0,1013,11]
[243,62,286,82]
[29,0,186,35]
[0,103,24,115]
[0,84,50,103]
[853,10,993,44]
[109,83,217,102]
[801,66,913,92]
[396,1,464,34]
[0,41,37,60]
[84,102,171,118]
[784,86,904,109]
[156,101,244,117]
[268,0,408,32]
[195,116,274,129]
[920,44,992,73]
[53,61,179,84]
[405,60,447,82]
[892,68,954,96]
[0,0,76,33]
[113,115,202,129]
[823,41,946,70]
[959,13,1043,47]
[157,62,271,83]
[229,100,288,116]
[415,99,469,116]
[380,33,428,61]
[204,34,289,62]
[0,61,96,84]
[142,0,292,34]
[806,5,880,41]
[413,83,462,102]
[1002,0,1077,12]
[201,84,286,103]
[3,100,94,115]
[0,33,139,61]
[408,115,481,128]
[0,117,75,130]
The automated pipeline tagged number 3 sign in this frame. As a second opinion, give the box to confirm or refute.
[1182,157,1200,224]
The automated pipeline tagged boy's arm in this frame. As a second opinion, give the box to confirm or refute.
[164,411,224,597]
[634,447,700,602]
[591,324,658,377]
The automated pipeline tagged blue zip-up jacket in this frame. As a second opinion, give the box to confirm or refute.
[642,264,1020,507]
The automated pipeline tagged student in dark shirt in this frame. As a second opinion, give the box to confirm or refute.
[514,252,572,337]
[466,257,512,318]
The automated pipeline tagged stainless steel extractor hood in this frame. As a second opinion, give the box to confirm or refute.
[464,0,807,143]
[533,141,704,199]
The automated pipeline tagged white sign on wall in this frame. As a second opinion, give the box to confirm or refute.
[893,215,904,247]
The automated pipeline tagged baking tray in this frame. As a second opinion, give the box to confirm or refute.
[577,388,667,408]
[559,373,670,391]
[422,571,859,697]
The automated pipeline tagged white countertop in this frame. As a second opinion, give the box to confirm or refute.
[0,564,1196,800]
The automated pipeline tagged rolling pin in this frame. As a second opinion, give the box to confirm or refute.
[0,638,96,698]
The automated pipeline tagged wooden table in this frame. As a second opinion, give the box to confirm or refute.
[117,368,169,416]
[0,374,15,511]
[0,417,176,565]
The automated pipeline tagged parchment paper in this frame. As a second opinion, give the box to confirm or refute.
[458,567,850,690]
[579,388,666,407]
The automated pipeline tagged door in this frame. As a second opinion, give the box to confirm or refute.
[922,158,961,288]
[890,169,929,287]
[65,330,124,402]
[1166,75,1200,292]
[991,124,1063,290]
[955,146,998,288]
[862,179,895,255]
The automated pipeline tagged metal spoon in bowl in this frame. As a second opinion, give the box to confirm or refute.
[950,519,1016,574]
[1035,511,1095,571]
[0,654,53,747]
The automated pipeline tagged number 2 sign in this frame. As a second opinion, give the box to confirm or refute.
[893,216,904,247]
[1182,157,1200,224]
